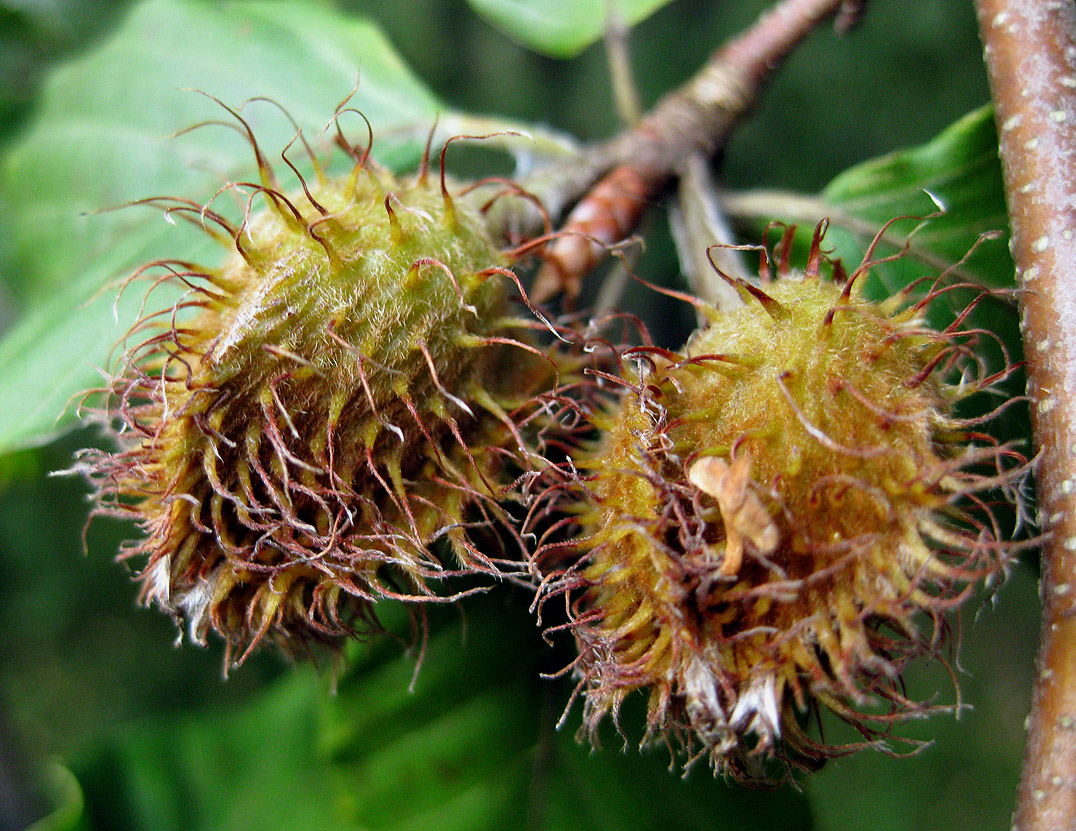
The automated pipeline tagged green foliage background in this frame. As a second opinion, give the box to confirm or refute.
[0,1,1038,829]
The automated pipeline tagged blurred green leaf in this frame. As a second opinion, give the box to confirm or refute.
[462,0,676,58]
[0,0,443,455]
[71,595,813,831]
[73,671,337,831]
[26,764,88,831]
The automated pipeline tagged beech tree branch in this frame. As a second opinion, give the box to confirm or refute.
[517,0,851,301]
[522,0,852,222]
[974,3,1076,830]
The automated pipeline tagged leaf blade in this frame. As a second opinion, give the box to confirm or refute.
[725,106,1013,294]
[68,596,813,831]
[462,0,677,58]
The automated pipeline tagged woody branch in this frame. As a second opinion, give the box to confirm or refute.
[974,3,1076,830]
[510,0,855,264]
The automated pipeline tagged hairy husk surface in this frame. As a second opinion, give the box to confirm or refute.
[556,259,1021,781]
[84,164,556,663]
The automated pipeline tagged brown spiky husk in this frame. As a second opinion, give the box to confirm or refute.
[534,225,1029,782]
[79,118,567,665]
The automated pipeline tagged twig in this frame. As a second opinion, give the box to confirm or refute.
[542,0,851,214]
[599,0,849,180]
[669,153,750,311]
[603,0,642,125]
[974,3,1076,830]
[524,0,851,300]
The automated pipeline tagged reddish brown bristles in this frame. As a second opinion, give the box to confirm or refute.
[529,222,1030,782]
[76,98,580,667]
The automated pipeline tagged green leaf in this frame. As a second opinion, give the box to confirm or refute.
[825,105,1011,290]
[70,594,813,831]
[726,106,1013,295]
[0,0,443,454]
[462,0,676,58]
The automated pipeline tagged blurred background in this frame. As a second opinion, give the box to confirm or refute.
[0,1,1037,829]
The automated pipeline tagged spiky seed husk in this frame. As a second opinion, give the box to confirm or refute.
[81,136,561,664]
[541,227,1026,781]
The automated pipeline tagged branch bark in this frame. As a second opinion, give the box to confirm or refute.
[974,3,1076,830]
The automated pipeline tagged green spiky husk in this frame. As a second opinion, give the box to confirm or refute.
[87,167,555,662]
[564,272,1017,779]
